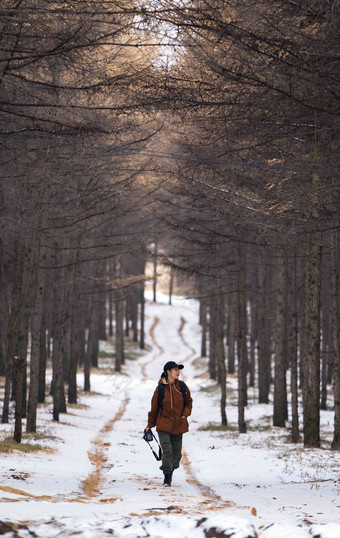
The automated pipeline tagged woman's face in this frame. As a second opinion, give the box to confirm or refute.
[167,367,180,383]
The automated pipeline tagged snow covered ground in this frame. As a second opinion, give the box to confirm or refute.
[0,291,339,537]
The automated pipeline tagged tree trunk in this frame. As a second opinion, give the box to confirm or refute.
[288,244,299,443]
[200,297,207,357]
[303,231,321,447]
[38,314,47,403]
[68,249,81,404]
[216,282,227,426]
[208,294,217,380]
[52,263,67,420]
[273,250,287,427]
[236,241,247,433]
[98,296,107,341]
[84,290,99,391]
[227,292,235,374]
[13,355,25,443]
[331,230,340,449]
[84,299,92,393]
[109,291,113,337]
[139,284,145,350]
[0,285,8,376]
[27,241,47,432]
[249,298,257,389]
[16,305,29,417]
[125,295,130,337]
[169,267,174,305]
[153,240,158,303]
[115,287,124,372]
[131,288,138,342]
[258,246,270,403]
[320,307,329,411]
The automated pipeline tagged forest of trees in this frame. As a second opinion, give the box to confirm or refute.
[0,1,339,450]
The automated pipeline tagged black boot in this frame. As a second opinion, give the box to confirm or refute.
[163,472,172,487]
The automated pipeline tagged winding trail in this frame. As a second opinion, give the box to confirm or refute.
[135,309,245,519]
[0,299,261,536]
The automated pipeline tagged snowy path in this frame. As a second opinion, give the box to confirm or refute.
[0,294,340,537]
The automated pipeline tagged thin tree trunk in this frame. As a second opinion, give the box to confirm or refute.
[109,291,113,337]
[27,241,47,432]
[289,244,299,443]
[299,261,306,390]
[249,299,257,389]
[303,231,321,447]
[258,246,270,403]
[273,250,287,427]
[84,294,93,393]
[209,294,217,380]
[320,308,329,411]
[98,297,107,341]
[13,355,25,443]
[52,263,67,420]
[0,285,8,376]
[131,288,138,342]
[139,284,145,350]
[153,240,158,303]
[227,292,235,374]
[331,230,340,449]
[115,287,124,372]
[217,309,227,425]
[236,241,247,433]
[16,305,29,418]
[200,297,207,357]
[169,267,174,305]
[68,248,81,404]
[125,295,130,337]
[84,289,100,390]
[38,314,47,403]
[216,275,227,425]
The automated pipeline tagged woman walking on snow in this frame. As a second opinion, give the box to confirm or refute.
[145,361,193,487]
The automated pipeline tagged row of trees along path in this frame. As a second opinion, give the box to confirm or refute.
[0,1,339,450]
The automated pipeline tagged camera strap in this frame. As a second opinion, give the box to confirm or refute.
[143,430,162,461]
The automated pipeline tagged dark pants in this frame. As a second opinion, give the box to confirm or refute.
[158,432,183,473]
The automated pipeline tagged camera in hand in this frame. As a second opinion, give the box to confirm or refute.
[143,429,153,442]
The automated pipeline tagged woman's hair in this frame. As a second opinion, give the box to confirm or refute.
[161,371,168,380]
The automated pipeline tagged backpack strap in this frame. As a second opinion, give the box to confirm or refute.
[179,380,186,412]
[157,383,165,416]
[157,381,187,416]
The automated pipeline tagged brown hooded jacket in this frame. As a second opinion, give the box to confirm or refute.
[147,378,193,434]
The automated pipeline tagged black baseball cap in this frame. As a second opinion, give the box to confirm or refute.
[163,361,184,372]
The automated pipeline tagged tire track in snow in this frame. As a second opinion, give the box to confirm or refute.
[180,451,235,511]
[0,485,55,502]
[140,315,164,379]
[81,394,129,500]
[178,315,197,362]
[177,315,237,513]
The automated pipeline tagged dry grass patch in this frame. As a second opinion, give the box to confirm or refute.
[198,422,237,432]
[0,437,43,454]
[0,431,58,454]
[67,403,89,410]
